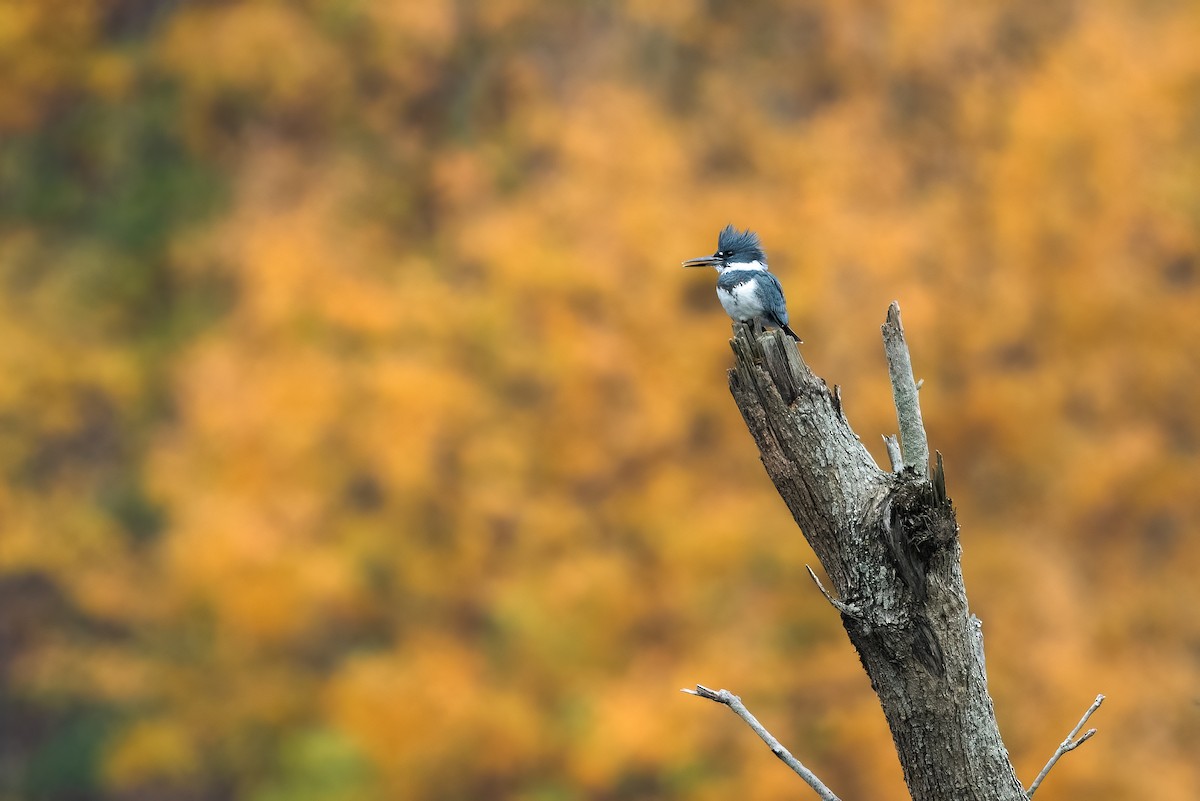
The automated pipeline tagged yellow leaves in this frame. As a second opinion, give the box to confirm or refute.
[0,242,142,448]
[360,0,456,49]
[85,49,133,99]
[151,468,366,642]
[359,356,476,491]
[326,635,542,789]
[338,0,460,107]
[1,490,128,603]
[556,84,691,195]
[568,670,697,788]
[104,718,200,790]
[475,0,535,33]
[0,0,103,129]
[989,5,1200,282]
[623,0,702,29]
[216,170,386,331]
[4,3,1200,800]
[158,3,350,117]
[459,427,530,514]
[431,148,493,214]
[166,338,346,470]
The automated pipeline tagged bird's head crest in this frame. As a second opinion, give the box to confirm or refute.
[717,225,766,264]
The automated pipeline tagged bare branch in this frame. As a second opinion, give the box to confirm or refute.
[806,564,861,619]
[1026,694,1106,798]
[883,434,903,472]
[881,301,929,478]
[682,685,842,801]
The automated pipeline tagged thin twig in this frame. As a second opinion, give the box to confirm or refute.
[805,565,861,618]
[1026,694,1105,798]
[881,301,929,478]
[682,685,842,801]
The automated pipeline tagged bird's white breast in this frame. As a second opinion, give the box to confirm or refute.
[717,280,765,320]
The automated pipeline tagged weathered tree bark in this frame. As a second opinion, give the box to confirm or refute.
[724,305,1027,801]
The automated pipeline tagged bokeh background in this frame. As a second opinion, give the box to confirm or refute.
[2,1,1199,799]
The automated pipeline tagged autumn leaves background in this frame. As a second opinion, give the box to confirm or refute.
[2,2,1199,800]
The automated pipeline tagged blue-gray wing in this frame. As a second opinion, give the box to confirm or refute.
[755,271,790,326]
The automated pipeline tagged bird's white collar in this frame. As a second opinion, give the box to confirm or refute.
[718,260,768,273]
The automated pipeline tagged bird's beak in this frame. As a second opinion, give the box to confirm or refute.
[682,254,721,268]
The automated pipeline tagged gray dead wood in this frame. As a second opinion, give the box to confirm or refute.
[722,308,1029,801]
[882,302,930,478]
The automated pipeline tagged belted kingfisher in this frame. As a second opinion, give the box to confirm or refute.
[682,225,801,341]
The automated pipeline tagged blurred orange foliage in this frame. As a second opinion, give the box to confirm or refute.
[1,1,1198,800]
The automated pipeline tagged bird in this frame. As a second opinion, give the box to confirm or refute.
[682,224,801,341]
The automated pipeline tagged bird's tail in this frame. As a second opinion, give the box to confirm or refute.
[781,323,803,343]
